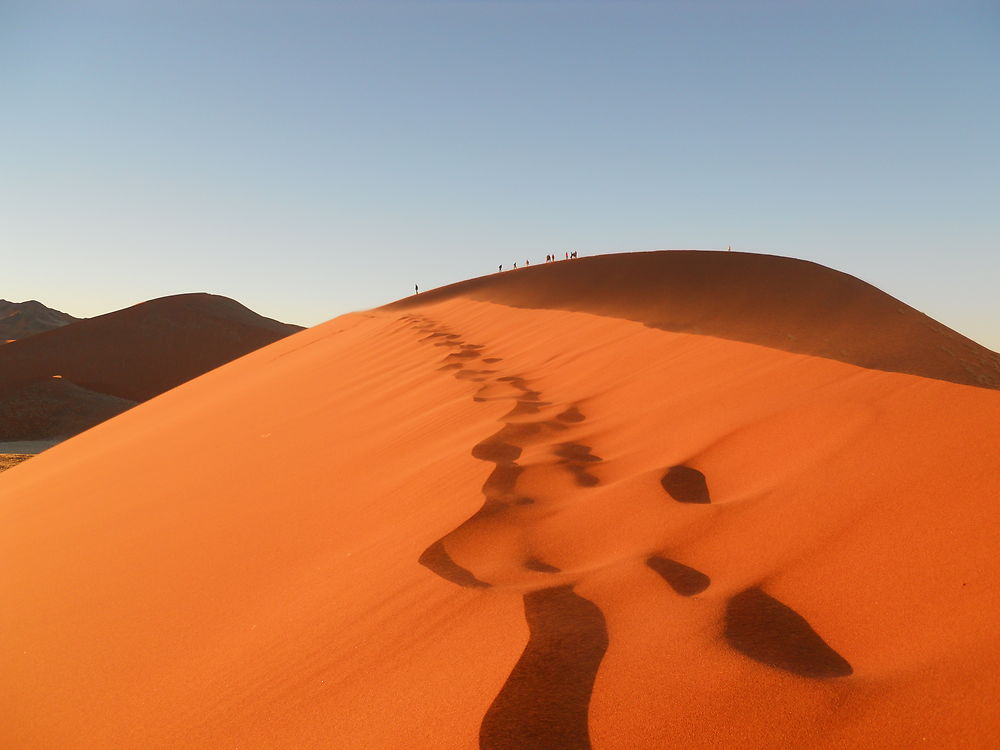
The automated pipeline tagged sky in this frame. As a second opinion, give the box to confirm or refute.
[2,0,998,348]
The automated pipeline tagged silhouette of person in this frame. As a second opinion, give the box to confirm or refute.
[514,262,517,269]
[565,252,569,260]
[499,264,502,272]
[415,284,419,294]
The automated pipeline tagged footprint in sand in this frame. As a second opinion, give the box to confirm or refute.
[554,442,602,487]
[660,464,712,504]
[408,324,852,750]
[646,555,711,596]
[479,585,608,750]
[724,587,853,678]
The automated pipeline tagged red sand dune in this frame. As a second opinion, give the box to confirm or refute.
[402,251,1000,389]
[2,251,999,749]
[0,292,302,402]
[0,293,302,441]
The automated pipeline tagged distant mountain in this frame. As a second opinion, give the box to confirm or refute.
[0,293,303,441]
[0,299,81,342]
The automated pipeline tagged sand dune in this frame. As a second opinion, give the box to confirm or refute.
[396,251,1000,389]
[0,292,302,402]
[2,251,998,749]
[0,378,136,443]
[0,293,302,443]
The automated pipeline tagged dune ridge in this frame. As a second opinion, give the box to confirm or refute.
[388,250,1000,390]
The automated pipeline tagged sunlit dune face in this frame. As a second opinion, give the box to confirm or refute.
[3,338,15,344]
[51,374,63,379]
[404,310,863,748]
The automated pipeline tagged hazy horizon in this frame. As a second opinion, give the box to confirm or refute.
[4,1,998,348]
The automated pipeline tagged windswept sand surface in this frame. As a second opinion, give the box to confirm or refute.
[2,252,999,749]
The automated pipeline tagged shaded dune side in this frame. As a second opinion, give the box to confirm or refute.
[0,379,136,442]
[0,293,303,402]
[385,251,1000,390]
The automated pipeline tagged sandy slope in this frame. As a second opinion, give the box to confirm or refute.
[2,252,999,749]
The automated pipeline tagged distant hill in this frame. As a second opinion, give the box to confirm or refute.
[0,293,303,441]
[0,299,80,342]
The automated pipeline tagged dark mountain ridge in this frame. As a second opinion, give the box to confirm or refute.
[0,299,80,341]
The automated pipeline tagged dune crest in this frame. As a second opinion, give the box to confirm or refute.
[388,250,1000,390]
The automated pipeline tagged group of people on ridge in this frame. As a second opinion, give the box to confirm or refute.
[416,251,583,294]
[500,251,578,272]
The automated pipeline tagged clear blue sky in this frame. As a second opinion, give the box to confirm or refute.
[3,0,998,349]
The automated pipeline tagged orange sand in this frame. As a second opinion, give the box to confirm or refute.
[2,252,998,749]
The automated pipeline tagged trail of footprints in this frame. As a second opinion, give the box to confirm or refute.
[400,314,852,750]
